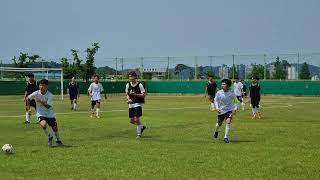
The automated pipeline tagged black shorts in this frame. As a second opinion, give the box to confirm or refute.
[26,99,36,109]
[217,111,233,124]
[91,100,101,106]
[129,107,142,118]
[69,94,77,100]
[208,94,215,101]
[236,96,243,102]
[251,97,260,108]
[38,116,57,127]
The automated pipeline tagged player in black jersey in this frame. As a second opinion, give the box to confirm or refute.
[241,79,247,97]
[205,75,218,111]
[249,77,261,119]
[125,71,147,139]
[24,73,39,124]
[67,77,79,110]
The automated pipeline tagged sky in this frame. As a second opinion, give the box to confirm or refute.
[0,0,319,67]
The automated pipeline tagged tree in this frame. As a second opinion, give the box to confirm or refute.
[229,64,238,79]
[250,64,260,79]
[71,49,83,78]
[60,58,74,79]
[174,64,190,75]
[12,53,40,78]
[12,53,40,68]
[204,69,219,79]
[84,43,100,82]
[164,67,173,80]
[273,56,287,79]
[299,62,311,79]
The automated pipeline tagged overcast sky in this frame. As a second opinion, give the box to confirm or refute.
[1,0,319,66]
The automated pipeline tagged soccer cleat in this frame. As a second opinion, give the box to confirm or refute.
[136,135,141,139]
[96,115,100,119]
[224,137,229,143]
[56,140,63,145]
[213,131,219,139]
[141,126,146,135]
[48,136,53,146]
[24,121,30,124]
[90,112,94,118]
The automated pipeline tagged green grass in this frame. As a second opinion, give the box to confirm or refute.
[0,95,319,179]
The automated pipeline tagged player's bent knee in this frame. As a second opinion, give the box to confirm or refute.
[39,120,47,128]
[226,118,232,124]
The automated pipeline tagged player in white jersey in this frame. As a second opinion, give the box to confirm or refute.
[27,79,62,146]
[88,75,106,118]
[213,79,238,143]
[233,78,245,110]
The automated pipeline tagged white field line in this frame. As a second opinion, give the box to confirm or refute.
[0,101,316,118]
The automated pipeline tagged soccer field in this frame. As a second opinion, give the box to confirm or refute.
[0,95,319,179]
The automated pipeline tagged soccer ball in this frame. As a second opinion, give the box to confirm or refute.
[2,144,13,154]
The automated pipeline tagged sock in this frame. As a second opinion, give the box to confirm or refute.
[241,102,245,110]
[25,112,30,122]
[237,103,241,110]
[91,109,94,114]
[137,125,142,135]
[96,108,100,116]
[54,130,60,141]
[224,124,230,138]
[210,103,215,110]
[73,103,77,110]
[214,123,220,132]
[43,127,51,137]
[252,108,256,115]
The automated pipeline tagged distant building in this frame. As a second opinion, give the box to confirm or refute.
[143,68,166,79]
[245,64,253,79]
[237,64,246,79]
[311,75,319,81]
[269,64,275,78]
[287,66,297,80]
[219,65,229,79]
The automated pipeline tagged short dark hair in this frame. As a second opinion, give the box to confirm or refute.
[27,73,34,78]
[208,75,214,78]
[221,79,232,87]
[240,79,244,82]
[39,79,48,85]
[128,71,137,77]
[93,75,100,79]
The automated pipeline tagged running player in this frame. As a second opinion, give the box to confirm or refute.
[125,71,147,139]
[67,77,79,111]
[205,75,218,111]
[249,77,261,119]
[213,79,237,143]
[27,79,63,146]
[88,75,105,118]
[234,78,245,110]
[24,73,39,124]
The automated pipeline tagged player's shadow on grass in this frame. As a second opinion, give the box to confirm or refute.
[229,139,256,143]
[49,144,75,148]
